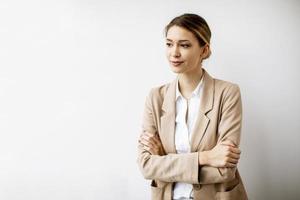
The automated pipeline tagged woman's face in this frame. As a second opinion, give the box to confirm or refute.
[166,25,206,74]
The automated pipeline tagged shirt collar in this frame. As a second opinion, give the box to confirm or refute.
[175,74,204,101]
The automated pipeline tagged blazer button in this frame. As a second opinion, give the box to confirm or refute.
[193,184,201,190]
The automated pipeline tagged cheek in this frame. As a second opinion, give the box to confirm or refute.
[186,51,200,62]
[182,51,193,62]
[165,49,171,58]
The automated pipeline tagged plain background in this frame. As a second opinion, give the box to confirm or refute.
[0,0,299,199]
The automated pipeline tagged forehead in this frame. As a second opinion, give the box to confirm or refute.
[166,25,197,42]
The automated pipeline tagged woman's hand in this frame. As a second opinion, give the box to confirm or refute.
[138,131,166,156]
[199,140,241,168]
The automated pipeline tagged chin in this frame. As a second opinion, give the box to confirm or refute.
[170,69,184,74]
[170,66,184,74]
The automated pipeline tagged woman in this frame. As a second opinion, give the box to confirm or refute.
[137,13,248,200]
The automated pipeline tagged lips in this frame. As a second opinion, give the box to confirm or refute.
[170,61,184,66]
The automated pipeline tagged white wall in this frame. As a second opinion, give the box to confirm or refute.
[0,0,299,199]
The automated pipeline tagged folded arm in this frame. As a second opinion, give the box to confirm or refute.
[198,84,243,184]
[137,89,200,184]
[137,84,243,184]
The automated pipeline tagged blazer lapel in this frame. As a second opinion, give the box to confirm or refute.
[190,69,214,152]
[160,78,177,154]
[159,69,214,153]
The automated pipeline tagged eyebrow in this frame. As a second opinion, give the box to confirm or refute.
[166,38,191,43]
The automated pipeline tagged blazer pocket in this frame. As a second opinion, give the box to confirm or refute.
[215,181,244,200]
[150,180,163,200]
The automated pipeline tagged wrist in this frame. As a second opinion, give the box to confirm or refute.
[199,151,210,166]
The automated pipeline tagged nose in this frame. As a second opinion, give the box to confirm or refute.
[171,45,181,58]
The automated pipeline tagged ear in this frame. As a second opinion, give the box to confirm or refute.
[202,44,209,56]
[200,44,211,60]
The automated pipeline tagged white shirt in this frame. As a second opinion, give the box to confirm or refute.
[172,76,204,200]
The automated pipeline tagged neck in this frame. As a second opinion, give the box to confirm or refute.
[178,67,203,95]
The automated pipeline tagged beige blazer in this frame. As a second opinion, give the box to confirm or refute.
[137,69,248,200]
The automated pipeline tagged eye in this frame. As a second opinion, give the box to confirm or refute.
[166,42,172,47]
[181,44,191,48]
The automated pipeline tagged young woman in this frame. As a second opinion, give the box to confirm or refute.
[137,13,248,200]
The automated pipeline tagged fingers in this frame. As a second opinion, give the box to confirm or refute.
[139,132,161,145]
[138,132,161,149]
[143,145,154,154]
[224,150,240,167]
[228,152,240,159]
[220,140,241,154]
[144,132,159,145]
[149,134,162,146]
[229,146,241,154]
[226,157,239,164]
[220,140,237,147]
[224,162,237,168]
[224,146,241,163]
[139,135,156,148]
[139,136,156,155]
[221,157,239,168]
[215,141,241,167]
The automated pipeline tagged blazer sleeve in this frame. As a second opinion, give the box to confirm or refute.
[137,88,200,184]
[198,84,243,184]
